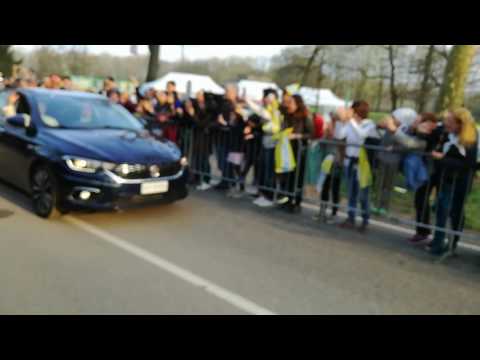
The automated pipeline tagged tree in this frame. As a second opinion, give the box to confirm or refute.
[0,45,21,77]
[146,45,161,82]
[436,45,478,112]
[384,45,399,111]
[299,45,322,87]
[64,46,93,76]
[271,46,330,88]
[28,46,67,78]
[415,45,439,112]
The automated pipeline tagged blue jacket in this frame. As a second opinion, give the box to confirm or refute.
[403,153,428,192]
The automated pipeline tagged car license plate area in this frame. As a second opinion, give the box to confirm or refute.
[140,181,169,195]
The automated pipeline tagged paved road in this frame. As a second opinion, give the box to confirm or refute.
[1,181,480,315]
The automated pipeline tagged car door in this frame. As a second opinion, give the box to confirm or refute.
[0,93,39,191]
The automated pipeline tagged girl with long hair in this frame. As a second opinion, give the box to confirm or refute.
[279,94,313,213]
[426,108,478,255]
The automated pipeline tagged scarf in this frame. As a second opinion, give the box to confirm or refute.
[443,133,466,157]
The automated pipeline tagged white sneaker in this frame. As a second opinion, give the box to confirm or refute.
[253,196,265,206]
[276,196,289,205]
[254,196,273,208]
[196,182,212,191]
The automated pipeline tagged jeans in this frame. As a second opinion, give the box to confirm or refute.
[414,180,436,237]
[197,154,211,184]
[346,159,370,225]
[321,163,342,216]
[430,179,469,252]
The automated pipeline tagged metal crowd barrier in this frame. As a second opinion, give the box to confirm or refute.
[179,124,480,256]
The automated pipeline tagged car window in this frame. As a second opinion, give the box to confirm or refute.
[35,93,143,131]
[16,94,31,115]
[14,94,32,127]
[0,91,11,125]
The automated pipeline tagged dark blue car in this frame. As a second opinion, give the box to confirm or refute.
[0,88,189,218]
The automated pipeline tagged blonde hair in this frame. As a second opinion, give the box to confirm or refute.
[451,108,478,148]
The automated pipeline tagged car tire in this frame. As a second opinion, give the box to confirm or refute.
[31,165,66,219]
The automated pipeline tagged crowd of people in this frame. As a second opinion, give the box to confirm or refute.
[2,73,480,256]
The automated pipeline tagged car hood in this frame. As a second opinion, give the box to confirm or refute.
[41,128,182,165]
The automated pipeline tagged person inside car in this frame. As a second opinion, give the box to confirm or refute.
[107,89,121,104]
[2,91,20,117]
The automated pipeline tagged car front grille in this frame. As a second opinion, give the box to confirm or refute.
[114,161,182,180]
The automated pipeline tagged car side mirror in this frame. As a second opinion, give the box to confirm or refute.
[6,114,29,128]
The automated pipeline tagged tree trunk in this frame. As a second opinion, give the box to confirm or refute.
[146,45,161,82]
[417,45,436,113]
[300,45,321,87]
[375,75,385,112]
[387,45,398,112]
[436,45,478,112]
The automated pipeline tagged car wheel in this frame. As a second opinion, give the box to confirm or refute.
[31,165,65,219]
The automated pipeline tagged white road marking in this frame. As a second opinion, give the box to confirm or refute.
[64,216,276,315]
[301,203,480,252]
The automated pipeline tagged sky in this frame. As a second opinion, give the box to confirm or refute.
[14,45,294,61]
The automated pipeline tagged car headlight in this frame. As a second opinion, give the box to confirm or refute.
[63,156,116,173]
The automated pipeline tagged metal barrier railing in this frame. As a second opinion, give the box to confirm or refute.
[177,124,480,257]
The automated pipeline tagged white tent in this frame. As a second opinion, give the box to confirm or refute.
[237,80,280,102]
[139,72,225,97]
[299,87,350,108]
[286,84,351,113]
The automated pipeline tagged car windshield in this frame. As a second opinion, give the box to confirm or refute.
[34,93,143,131]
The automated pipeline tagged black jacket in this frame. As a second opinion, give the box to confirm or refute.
[434,133,478,185]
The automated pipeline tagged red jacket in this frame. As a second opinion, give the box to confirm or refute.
[312,113,325,139]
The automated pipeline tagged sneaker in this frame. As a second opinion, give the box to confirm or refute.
[276,196,289,205]
[253,196,274,208]
[196,182,212,191]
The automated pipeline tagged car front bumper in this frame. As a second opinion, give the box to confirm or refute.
[56,167,189,211]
